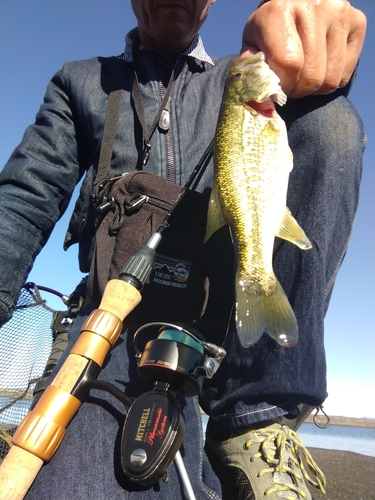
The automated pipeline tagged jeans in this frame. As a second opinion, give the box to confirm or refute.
[26,95,365,499]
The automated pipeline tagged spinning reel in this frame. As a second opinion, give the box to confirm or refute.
[121,322,226,486]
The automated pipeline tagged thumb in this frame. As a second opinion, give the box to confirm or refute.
[240,44,261,58]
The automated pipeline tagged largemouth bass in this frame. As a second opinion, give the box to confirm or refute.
[205,52,311,348]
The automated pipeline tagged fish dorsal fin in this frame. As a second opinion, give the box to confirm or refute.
[204,180,227,242]
[276,207,312,250]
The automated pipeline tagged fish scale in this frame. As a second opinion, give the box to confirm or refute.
[205,53,312,348]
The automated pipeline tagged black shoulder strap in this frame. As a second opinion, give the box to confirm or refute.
[94,58,126,190]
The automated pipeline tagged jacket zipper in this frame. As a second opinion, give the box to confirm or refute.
[159,81,174,183]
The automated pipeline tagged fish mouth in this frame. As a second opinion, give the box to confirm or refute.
[243,99,276,118]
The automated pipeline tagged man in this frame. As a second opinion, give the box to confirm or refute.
[0,0,366,499]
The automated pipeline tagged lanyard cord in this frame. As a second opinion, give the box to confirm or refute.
[132,65,174,167]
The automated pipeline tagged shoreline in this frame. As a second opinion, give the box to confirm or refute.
[307,448,375,499]
[304,414,375,429]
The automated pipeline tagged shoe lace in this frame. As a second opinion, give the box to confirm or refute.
[244,425,326,499]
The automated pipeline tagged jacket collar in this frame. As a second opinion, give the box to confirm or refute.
[122,27,215,66]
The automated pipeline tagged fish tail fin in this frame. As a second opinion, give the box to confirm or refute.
[235,273,298,348]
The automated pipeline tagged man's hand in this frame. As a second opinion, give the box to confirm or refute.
[241,0,367,98]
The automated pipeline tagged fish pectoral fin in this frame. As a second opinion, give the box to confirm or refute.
[204,181,227,242]
[235,275,298,348]
[276,207,312,250]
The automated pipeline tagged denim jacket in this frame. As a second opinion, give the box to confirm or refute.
[0,42,235,324]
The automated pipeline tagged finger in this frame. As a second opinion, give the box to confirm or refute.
[311,5,366,95]
[340,7,367,86]
[314,24,348,95]
[287,9,328,98]
[241,3,305,95]
[240,46,261,58]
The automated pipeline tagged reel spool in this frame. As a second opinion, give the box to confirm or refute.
[133,322,226,396]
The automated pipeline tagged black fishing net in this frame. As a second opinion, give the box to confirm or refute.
[0,284,63,462]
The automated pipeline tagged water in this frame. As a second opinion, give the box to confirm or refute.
[201,415,375,457]
[298,422,375,457]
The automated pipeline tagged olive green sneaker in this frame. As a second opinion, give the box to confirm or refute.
[205,423,326,500]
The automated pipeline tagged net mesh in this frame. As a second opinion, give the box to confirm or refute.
[0,284,58,461]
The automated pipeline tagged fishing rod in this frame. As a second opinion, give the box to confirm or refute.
[0,140,221,500]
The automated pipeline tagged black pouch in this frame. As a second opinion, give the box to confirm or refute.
[87,170,210,323]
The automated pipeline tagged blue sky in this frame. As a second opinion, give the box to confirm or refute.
[0,0,374,418]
